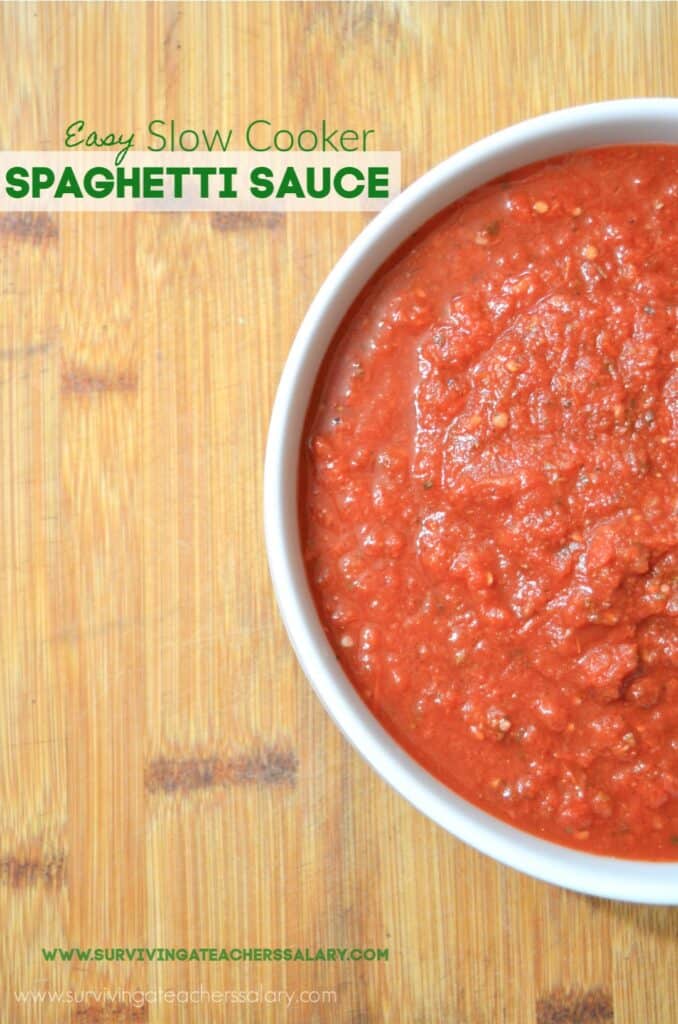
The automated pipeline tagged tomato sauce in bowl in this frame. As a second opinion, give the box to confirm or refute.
[300,145,678,859]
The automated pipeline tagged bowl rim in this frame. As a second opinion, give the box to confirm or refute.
[264,98,678,904]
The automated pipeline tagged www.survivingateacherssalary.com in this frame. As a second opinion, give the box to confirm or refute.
[0,118,401,211]
[42,946,390,963]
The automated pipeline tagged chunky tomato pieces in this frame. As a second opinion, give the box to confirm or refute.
[301,146,678,858]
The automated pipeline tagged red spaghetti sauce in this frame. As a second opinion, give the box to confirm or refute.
[300,146,678,858]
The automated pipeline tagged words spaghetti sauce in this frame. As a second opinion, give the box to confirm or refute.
[300,146,678,858]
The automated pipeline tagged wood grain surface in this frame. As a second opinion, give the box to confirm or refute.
[0,2,676,1022]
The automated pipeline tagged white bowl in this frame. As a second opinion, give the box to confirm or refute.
[264,99,678,904]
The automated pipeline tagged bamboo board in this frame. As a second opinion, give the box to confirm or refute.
[0,3,676,1022]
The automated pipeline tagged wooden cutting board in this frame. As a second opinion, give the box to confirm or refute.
[0,3,676,1021]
